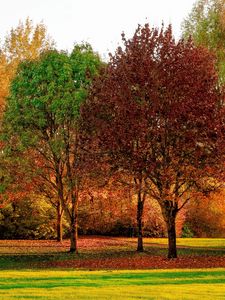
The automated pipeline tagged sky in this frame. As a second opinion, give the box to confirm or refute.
[0,0,196,59]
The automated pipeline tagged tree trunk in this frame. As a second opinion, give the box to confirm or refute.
[166,215,177,258]
[137,191,144,252]
[69,194,78,253]
[161,201,178,259]
[56,203,63,242]
[55,166,65,243]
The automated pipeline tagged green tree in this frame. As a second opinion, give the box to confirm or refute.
[4,45,101,252]
[182,0,225,83]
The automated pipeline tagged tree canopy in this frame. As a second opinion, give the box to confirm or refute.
[4,45,102,252]
[182,0,225,83]
[82,23,225,258]
[0,18,54,113]
[1,15,225,258]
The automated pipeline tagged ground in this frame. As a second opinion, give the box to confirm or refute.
[0,237,224,299]
[0,236,224,269]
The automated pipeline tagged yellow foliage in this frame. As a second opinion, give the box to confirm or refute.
[0,17,54,113]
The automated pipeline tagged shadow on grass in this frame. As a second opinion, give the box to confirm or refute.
[0,245,224,270]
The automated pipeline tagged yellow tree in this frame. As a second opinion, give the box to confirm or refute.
[0,18,54,112]
[0,53,9,114]
[0,18,56,238]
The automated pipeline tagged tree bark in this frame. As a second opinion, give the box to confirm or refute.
[166,215,177,258]
[137,190,144,252]
[55,163,65,243]
[161,201,178,259]
[69,194,78,253]
[56,203,63,242]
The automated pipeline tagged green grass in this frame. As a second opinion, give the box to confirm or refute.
[128,237,225,256]
[139,238,225,256]
[0,269,224,299]
[142,238,225,248]
[0,238,224,299]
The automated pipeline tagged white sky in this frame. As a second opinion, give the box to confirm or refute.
[0,0,196,59]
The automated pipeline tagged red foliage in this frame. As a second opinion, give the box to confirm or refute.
[0,150,34,207]
[82,23,225,257]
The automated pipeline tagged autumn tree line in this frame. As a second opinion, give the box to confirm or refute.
[0,0,225,258]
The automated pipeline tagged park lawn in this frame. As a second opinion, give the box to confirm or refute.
[0,269,225,300]
[0,237,224,270]
[0,238,224,255]
[142,238,225,249]
[0,238,224,299]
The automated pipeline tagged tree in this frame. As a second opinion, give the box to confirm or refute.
[82,24,225,258]
[0,196,56,240]
[184,190,225,237]
[4,45,101,252]
[0,19,54,224]
[21,149,65,242]
[182,0,225,83]
[0,53,8,114]
[0,18,54,113]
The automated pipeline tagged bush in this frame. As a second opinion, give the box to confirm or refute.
[0,197,57,239]
[181,223,194,238]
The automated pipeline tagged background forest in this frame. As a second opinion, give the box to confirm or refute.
[0,0,224,257]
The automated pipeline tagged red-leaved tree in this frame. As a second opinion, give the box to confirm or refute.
[82,24,225,258]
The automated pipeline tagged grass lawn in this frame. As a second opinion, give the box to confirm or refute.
[0,269,225,300]
[142,238,225,248]
[0,238,224,299]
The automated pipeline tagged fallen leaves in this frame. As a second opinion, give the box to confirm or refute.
[0,237,224,270]
[43,254,225,270]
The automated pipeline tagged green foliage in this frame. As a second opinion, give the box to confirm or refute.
[6,50,72,135]
[182,0,225,83]
[2,44,102,248]
[0,197,56,239]
[4,45,101,152]
[181,224,195,238]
